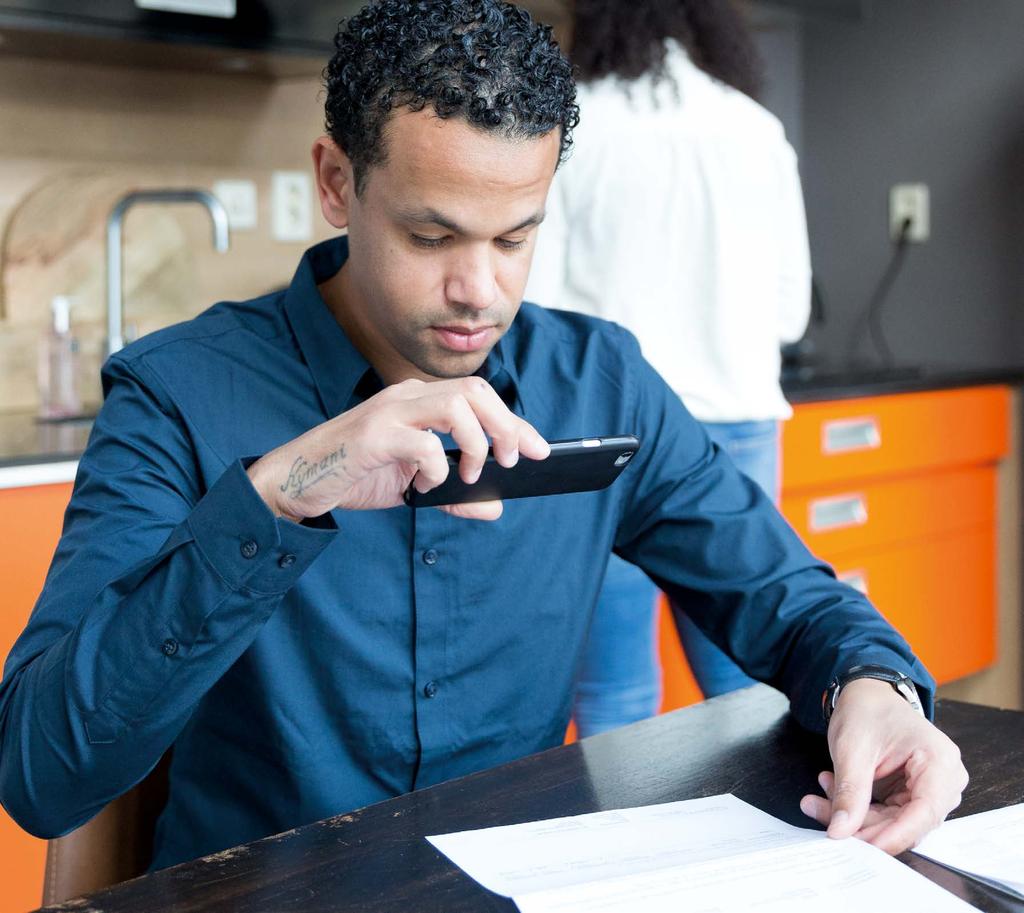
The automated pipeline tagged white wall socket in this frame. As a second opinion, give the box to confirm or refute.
[889,183,930,242]
[213,179,258,231]
[272,171,314,243]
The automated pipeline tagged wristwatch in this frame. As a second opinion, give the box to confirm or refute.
[822,664,924,725]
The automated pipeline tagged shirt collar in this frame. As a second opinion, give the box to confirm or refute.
[283,236,526,418]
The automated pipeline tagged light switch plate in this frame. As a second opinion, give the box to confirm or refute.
[272,171,314,243]
[213,179,258,231]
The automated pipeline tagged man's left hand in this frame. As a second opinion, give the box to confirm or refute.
[799,677,969,855]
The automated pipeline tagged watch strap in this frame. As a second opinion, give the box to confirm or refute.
[822,663,924,725]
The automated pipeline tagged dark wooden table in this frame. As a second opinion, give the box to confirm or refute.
[38,686,1024,913]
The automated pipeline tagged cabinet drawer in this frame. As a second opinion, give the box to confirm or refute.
[782,386,1010,490]
[780,465,995,558]
[829,528,996,685]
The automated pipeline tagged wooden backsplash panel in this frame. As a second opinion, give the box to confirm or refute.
[0,55,335,414]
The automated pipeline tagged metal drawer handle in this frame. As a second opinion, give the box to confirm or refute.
[810,494,868,532]
[822,417,881,454]
[838,569,869,595]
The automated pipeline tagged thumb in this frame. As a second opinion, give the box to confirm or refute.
[827,743,876,839]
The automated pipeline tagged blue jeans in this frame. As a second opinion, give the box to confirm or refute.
[573,419,780,737]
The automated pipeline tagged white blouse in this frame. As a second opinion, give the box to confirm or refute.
[526,41,811,422]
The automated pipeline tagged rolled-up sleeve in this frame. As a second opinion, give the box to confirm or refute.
[0,355,336,838]
[613,328,934,732]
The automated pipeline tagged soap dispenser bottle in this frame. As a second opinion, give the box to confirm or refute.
[38,295,81,420]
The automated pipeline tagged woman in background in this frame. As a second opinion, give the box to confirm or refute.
[527,0,812,735]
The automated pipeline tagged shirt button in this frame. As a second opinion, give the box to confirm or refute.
[278,553,297,569]
[422,548,438,566]
[240,539,259,559]
[423,681,439,698]
[161,638,179,657]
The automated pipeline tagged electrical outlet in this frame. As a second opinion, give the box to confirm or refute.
[272,171,314,242]
[889,183,930,242]
[213,179,258,231]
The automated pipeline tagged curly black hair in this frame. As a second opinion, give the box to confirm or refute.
[570,0,763,100]
[324,0,579,195]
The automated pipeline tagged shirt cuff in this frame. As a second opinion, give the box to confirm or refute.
[188,459,338,595]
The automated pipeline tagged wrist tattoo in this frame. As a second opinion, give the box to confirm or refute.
[280,445,346,499]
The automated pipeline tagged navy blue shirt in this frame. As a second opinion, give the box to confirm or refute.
[0,237,933,869]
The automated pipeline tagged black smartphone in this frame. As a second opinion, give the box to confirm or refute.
[404,435,641,508]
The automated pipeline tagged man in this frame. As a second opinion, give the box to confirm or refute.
[0,0,964,872]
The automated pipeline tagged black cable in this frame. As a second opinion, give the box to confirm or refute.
[810,275,826,324]
[863,216,913,367]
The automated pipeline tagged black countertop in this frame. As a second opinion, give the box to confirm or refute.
[0,412,95,470]
[2,364,1022,470]
[782,363,1024,404]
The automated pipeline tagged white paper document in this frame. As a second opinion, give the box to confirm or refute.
[914,802,1024,899]
[427,794,979,912]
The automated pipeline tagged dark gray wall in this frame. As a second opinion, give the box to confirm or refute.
[750,6,804,156]
[799,0,1024,370]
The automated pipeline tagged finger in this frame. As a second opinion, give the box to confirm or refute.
[883,788,912,807]
[394,377,549,473]
[867,761,955,855]
[827,740,878,839]
[440,500,504,521]
[866,797,941,855]
[389,428,449,493]
[852,813,904,846]
[800,793,896,834]
[454,377,549,466]
[818,770,834,798]
[400,391,491,484]
[800,772,835,826]
[512,419,551,463]
[385,377,427,399]
[443,395,491,484]
[833,767,911,809]
[799,793,831,827]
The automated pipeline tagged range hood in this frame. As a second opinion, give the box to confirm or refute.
[751,0,869,20]
[0,1,569,77]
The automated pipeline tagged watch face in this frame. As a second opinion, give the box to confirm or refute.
[894,678,924,715]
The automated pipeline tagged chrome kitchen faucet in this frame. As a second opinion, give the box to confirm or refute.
[106,189,230,356]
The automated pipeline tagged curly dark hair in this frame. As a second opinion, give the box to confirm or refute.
[570,0,763,100]
[324,0,579,195]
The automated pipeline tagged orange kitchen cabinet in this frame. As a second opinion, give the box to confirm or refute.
[658,594,705,713]
[0,480,73,913]
[658,385,1011,712]
[828,529,997,684]
[780,465,995,559]
[780,385,1008,687]
[782,386,1008,489]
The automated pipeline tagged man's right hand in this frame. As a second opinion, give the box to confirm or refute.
[246,376,550,522]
